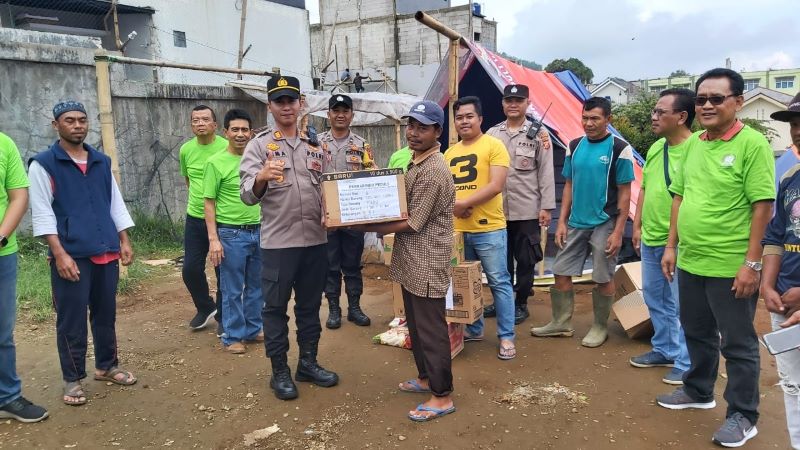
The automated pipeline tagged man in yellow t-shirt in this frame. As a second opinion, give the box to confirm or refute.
[444,96,516,360]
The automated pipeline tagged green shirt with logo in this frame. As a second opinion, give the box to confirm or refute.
[203,150,261,225]
[641,137,689,246]
[670,127,775,277]
[0,133,31,256]
[180,135,228,219]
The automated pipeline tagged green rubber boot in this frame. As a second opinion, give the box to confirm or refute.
[581,288,614,348]
[531,287,575,337]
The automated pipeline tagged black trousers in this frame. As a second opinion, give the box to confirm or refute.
[261,244,328,357]
[182,215,221,322]
[402,287,453,397]
[506,219,543,307]
[52,258,119,382]
[325,229,365,303]
[678,268,760,424]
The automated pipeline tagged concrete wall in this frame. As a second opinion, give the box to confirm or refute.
[121,0,313,88]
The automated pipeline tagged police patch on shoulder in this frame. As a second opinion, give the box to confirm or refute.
[273,131,283,139]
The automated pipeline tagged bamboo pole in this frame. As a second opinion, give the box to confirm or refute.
[96,54,277,77]
[236,0,248,79]
[394,120,401,151]
[95,52,127,277]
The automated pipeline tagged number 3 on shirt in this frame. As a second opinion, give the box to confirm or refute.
[450,154,478,184]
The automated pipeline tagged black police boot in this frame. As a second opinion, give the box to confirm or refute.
[514,303,530,325]
[269,354,298,400]
[346,296,371,326]
[483,304,496,318]
[295,341,339,387]
[325,297,342,329]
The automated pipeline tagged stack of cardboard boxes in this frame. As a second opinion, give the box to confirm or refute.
[611,261,653,339]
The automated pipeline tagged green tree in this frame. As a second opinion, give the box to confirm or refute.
[544,58,594,84]
[669,69,690,77]
[740,118,778,143]
[499,52,542,70]
[611,93,658,155]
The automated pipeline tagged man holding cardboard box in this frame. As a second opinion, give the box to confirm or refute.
[532,97,634,348]
[487,84,556,324]
[445,96,517,360]
[239,76,338,401]
[319,94,375,329]
[630,88,695,385]
[353,100,457,422]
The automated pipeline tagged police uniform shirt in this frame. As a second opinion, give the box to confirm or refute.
[318,130,376,173]
[487,119,556,221]
[239,127,328,249]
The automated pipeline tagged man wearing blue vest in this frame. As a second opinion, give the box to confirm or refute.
[29,101,137,407]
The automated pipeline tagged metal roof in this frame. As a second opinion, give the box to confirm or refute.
[4,0,154,15]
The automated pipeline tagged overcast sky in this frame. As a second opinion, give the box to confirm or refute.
[307,0,800,83]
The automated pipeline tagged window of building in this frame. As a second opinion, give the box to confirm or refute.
[672,83,690,89]
[743,79,759,91]
[649,85,664,94]
[776,76,795,89]
[173,30,187,48]
[473,32,481,42]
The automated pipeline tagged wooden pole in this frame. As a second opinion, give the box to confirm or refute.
[448,38,459,146]
[236,0,248,79]
[112,0,122,50]
[97,54,277,77]
[539,225,548,277]
[95,51,127,277]
[394,120,401,151]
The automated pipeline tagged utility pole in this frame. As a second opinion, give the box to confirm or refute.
[237,0,248,79]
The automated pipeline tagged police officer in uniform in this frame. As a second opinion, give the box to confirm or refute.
[318,94,376,329]
[486,84,555,324]
[240,76,338,400]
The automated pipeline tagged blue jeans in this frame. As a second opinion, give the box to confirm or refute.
[218,227,263,346]
[641,243,690,371]
[0,253,21,407]
[464,229,515,340]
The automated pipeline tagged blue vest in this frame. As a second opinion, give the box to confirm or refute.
[31,141,120,258]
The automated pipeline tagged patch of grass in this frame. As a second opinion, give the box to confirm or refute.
[16,211,185,322]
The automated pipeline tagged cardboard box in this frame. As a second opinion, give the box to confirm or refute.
[322,169,408,227]
[392,282,404,317]
[451,231,464,266]
[447,261,484,324]
[449,323,464,359]
[611,262,653,339]
[383,234,395,266]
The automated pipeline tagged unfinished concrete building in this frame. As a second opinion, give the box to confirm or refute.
[310,0,497,96]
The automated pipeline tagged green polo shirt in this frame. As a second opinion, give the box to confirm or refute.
[670,124,775,277]
[640,137,690,246]
[202,150,260,225]
[180,135,227,218]
[0,133,30,256]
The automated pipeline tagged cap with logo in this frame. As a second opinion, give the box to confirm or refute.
[503,84,529,99]
[770,92,800,122]
[267,76,301,101]
[403,100,444,127]
[329,94,353,109]
[53,100,87,120]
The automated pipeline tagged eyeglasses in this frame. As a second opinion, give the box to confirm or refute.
[695,95,736,106]
[651,108,678,117]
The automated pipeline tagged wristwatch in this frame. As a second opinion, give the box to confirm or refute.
[0,235,7,249]
[744,260,762,272]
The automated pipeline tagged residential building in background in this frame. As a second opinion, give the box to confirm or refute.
[642,68,799,96]
[310,0,497,96]
[741,87,795,152]
[0,0,313,87]
[589,77,641,105]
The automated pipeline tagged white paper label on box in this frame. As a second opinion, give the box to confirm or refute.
[337,175,401,224]
[445,281,454,310]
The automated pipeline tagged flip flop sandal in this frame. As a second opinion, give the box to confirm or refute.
[63,381,87,406]
[408,403,456,422]
[498,341,516,360]
[94,367,137,386]
[399,379,431,393]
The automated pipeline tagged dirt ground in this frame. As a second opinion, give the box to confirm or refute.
[1,264,791,449]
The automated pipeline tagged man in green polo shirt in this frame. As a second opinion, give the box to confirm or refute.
[657,68,775,448]
[180,105,228,332]
[203,109,262,354]
[0,132,48,423]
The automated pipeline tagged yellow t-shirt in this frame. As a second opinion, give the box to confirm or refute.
[444,134,510,233]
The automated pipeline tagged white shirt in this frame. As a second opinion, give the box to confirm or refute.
[28,159,134,237]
